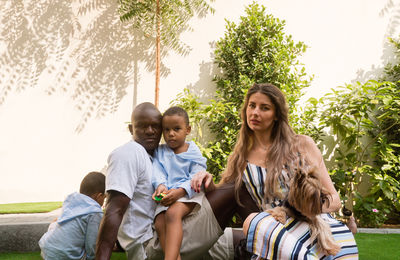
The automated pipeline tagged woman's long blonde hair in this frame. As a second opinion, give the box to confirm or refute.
[221,83,299,204]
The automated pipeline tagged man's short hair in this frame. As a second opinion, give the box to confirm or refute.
[163,106,189,126]
[79,171,105,197]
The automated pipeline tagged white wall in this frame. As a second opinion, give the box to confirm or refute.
[0,0,398,203]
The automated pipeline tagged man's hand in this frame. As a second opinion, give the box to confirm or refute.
[190,171,215,193]
[160,188,186,206]
[152,184,168,200]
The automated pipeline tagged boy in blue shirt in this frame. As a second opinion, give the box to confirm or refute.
[152,106,207,260]
[39,171,106,260]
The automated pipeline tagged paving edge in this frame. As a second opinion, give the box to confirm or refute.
[357,228,400,234]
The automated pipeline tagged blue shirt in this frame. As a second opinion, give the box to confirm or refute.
[152,141,207,198]
[39,192,103,260]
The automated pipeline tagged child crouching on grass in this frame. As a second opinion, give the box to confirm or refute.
[152,106,207,260]
[39,171,106,260]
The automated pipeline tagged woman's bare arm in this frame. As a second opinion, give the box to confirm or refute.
[299,135,341,212]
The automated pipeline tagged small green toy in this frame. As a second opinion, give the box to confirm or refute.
[155,193,166,202]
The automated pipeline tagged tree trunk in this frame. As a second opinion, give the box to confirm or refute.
[155,0,160,107]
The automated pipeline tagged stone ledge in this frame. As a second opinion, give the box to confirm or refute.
[357,228,400,234]
[0,222,50,253]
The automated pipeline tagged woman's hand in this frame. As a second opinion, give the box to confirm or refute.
[191,171,215,193]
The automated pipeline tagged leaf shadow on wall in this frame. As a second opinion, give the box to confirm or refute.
[323,0,400,169]
[0,0,170,132]
[353,0,400,82]
[182,42,221,143]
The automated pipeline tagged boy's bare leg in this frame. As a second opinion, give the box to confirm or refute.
[154,212,167,253]
[164,202,196,260]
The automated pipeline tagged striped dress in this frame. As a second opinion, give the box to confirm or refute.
[243,163,359,260]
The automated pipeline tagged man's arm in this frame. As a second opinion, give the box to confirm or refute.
[95,190,130,260]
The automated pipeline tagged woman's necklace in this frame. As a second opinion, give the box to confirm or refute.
[254,136,271,152]
[257,143,270,152]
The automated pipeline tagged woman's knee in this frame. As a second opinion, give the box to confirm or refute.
[243,212,258,236]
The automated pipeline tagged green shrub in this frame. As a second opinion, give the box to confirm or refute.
[174,2,400,228]
[320,80,400,226]
[173,2,312,179]
[353,192,390,227]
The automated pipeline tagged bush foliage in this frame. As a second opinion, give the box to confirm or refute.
[174,2,400,227]
[173,3,312,178]
[320,37,400,227]
[320,80,400,227]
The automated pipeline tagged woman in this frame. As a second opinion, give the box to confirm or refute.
[192,83,358,259]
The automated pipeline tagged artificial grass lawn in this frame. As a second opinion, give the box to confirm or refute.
[355,233,400,259]
[0,252,127,259]
[0,202,62,214]
[0,233,399,259]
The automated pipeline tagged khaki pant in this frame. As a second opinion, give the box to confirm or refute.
[126,195,234,260]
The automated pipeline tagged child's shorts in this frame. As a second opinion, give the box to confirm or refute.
[154,191,204,217]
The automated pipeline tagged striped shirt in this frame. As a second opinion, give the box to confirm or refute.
[243,162,291,210]
[243,163,358,259]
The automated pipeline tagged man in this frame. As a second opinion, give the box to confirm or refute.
[96,102,162,260]
[96,102,257,260]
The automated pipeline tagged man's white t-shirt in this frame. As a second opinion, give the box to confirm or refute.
[106,140,156,258]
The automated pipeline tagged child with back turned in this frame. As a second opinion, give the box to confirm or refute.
[152,106,207,260]
[39,171,106,260]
